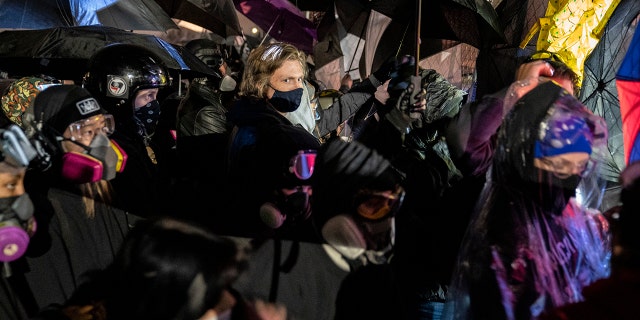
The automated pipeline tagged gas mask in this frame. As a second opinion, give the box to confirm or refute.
[61,135,127,183]
[219,75,237,92]
[259,150,316,229]
[0,194,36,262]
[321,186,405,266]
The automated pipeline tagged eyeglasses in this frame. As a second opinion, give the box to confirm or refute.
[536,156,593,179]
[67,114,115,143]
[354,186,405,220]
[289,150,316,180]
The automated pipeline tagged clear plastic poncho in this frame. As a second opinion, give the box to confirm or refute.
[443,81,611,320]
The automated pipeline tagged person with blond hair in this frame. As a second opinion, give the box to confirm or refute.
[223,42,321,240]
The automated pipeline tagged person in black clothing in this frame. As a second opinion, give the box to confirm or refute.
[444,82,610,319]
[83,44,172,218]
[12,85,138,316]
[172,39,236,223]
[225,42,321,241]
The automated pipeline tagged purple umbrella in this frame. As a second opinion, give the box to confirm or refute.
[234,0,317,53]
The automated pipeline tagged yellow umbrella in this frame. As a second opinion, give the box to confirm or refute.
[520,0,621,87]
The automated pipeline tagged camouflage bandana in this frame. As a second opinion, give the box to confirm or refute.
[0,77,54,126]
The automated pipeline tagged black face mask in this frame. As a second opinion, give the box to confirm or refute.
[133,100,161,136]
[269,88,303,113]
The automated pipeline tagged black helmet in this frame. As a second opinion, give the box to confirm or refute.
[83,43,171,113]
[184,39,228,71]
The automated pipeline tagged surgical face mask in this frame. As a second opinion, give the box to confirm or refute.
[284,84,316,133]
[219,75,237,92]
[0,194,36,262]
[269,87,303,113]
[133,100,161,136]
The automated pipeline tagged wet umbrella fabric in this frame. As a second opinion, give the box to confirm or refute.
[155,0,242,37]
[372,0,506,79]
[616,10,640,165]
[95,0,179,32]
[580,0,640,181]
[0,0,177,32]
[233,0,317,53]
[0,26,217,81]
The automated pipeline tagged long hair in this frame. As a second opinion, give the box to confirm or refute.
[238,42,307,99]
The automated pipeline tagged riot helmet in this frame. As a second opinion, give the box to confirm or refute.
[83,43,171,116]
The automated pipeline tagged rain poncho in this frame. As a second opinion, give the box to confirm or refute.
[443,82,611,320]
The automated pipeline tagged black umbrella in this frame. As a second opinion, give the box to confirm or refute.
[0,0,177,32]
[95,0,179,32]
[372,0,506,77]
[0,26,217,82]
[155,0,243,37]
[579,0,640,182]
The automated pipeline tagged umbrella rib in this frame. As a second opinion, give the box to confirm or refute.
[260,12,283,46]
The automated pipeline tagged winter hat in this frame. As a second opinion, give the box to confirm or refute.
[534,111,593,158]
[31,85,106,134]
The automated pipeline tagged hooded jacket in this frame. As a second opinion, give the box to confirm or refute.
[444,82,610,320]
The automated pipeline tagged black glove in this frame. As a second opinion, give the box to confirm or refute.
[385,75,424,134]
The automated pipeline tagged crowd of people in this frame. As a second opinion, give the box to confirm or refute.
[0,34,636,320]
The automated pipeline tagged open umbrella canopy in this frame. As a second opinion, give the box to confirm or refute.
[234,0,317,53]
[95,0,179,31]
[580,0,640,181]
[616,2,640,166]
[0,26,217,82]
[155,0,242,37]
[0,0,178,32]
[371,0,506,82]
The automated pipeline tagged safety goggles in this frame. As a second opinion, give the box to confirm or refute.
[536,156,594,179]
[67,114,115,142]
[289,150,316,180]
[354,185,405,221]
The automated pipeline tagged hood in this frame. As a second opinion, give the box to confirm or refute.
[492,81,607,192]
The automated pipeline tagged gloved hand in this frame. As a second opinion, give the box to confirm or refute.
[385,75,426,134]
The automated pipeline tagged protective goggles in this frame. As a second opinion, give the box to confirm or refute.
[67,114,115,142]
[354,185,405,221]
[289,150,316,180]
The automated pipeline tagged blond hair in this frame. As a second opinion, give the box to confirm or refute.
[238,42,307,99]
